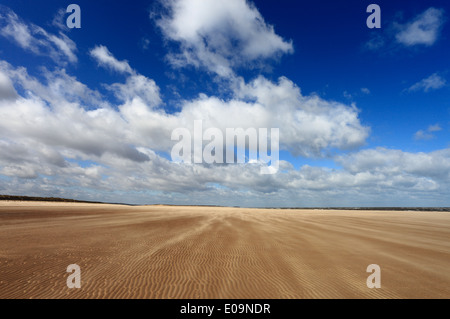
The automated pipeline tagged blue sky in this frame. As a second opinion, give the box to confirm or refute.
[0,0,449,207]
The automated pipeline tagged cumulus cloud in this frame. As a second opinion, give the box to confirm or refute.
[337,147,450,182]
[0,54,393,206]
[234,77,369,156]
[407,73,446,92]
[156,0,293,76]
[0,58,447,206]
[108,74,162,107]
[0,6,77,64]
[90,45,134,74]
[0,46,369,181]
[0,60,149,163]
[106,75,370,157]
[395,8,445,47]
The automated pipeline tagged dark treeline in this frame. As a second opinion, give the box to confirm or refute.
[0,195,103,204]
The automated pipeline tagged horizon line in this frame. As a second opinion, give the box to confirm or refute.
[1,195,449,211]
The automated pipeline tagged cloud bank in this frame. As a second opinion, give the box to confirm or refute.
[0,4,448,206]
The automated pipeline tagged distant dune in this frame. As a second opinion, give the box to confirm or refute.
[0,202,449,299]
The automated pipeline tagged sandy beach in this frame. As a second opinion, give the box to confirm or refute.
[0,202,449,299]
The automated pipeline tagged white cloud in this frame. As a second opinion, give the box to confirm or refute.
[0,6,77,64]
[0,70,17,100]
[0,54,378,205]
[395,8,445,47]
[337,147,450,182]
[0,60,148,162]
[52,8,67,31]
[0,6,448,206]
[108,74,162,107]
[114,75,369,157]
[0,61,105,108]
[234,76,369,156]
[47,32,77,63]
[156,0,293,77]
[0,49,368,172]
[0,59,447,206]
[365,7,445,51]
[1,125,449,206]
[414,124,442,140]
[361,88,370,95]
[408,73,446,92]
[414,130,433,141]
[90,45,134,74]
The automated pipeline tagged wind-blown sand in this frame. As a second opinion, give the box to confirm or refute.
[0,202,449,299]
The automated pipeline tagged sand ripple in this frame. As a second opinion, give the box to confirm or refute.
[0,203,449,299]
